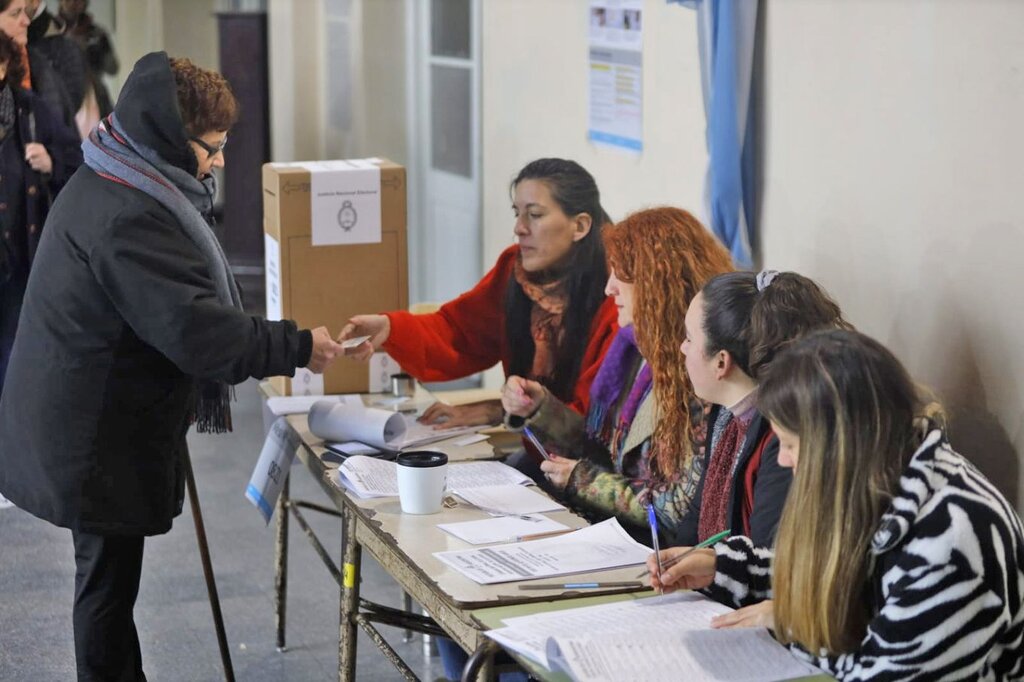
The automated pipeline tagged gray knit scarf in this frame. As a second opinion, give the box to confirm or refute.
[82,114,240,432]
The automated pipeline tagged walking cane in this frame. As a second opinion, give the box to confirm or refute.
[185,452,236,682]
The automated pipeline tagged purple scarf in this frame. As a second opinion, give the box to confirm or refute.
[585,325,654,456]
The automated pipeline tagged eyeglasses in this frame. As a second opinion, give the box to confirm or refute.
[190,135,228,159]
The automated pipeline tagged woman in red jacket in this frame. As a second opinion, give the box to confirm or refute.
[340,158,618,427]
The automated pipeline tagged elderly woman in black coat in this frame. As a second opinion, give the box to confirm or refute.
[0,52,345,679]
[0,30,79,384]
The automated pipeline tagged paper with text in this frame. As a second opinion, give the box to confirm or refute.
[246,417,301,523]
[434,518,649,584]
[485,592,818,681]
[308,401,484,450]
[450,485,565,515]
[331,457,533,498]
[438,516,570,545]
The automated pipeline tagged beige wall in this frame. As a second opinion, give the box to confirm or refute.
[759,0,1024,507]
[481,0,1024,507]
[110,0,217,97]
[480,0,707,268]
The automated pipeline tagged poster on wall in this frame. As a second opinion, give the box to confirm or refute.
[588,0,643,152]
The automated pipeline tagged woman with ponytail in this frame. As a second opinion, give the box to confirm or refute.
[651,330,1024,680]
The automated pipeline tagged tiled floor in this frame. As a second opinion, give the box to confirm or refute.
[0,379,449,681]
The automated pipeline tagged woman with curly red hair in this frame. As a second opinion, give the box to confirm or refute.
[503,207,733,539]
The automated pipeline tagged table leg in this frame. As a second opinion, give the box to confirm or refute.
[274,474,290,652]
[402,591,414,642]
[339,506,361,682]
[462,640,498,682]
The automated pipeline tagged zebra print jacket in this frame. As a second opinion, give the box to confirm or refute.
[705,425,1024,680]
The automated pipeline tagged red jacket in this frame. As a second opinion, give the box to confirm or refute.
[383,245,618,414]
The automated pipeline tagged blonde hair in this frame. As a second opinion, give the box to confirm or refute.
[759,330,927,653]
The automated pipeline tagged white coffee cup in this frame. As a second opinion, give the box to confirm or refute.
[395,451,448,514]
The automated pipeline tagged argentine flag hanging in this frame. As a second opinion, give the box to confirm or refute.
[671,0,759,268]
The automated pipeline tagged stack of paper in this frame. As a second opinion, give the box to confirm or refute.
[309,400,484,450]
[449,485,565,516]
[331,457,533,499]
[434,518,650,584]
[485,592,820,682]
[438,516,572,545]
[266,394,363,416]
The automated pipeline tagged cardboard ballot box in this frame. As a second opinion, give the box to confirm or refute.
[263,158,408,395]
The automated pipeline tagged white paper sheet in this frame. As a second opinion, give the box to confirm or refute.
[308,401,484,451]
[486,592,818,681]
[449,485,565,515]
[438,516,571,545]
[245,417,301,523]
[551,626,818,682]
[304,159,382,246]
[434,518,649,584]
[331,457,533,498]
[265,394,362,416]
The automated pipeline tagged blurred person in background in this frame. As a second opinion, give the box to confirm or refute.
[0,29,80,386]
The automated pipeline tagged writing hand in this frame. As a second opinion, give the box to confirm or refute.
[711,600,774,630]
[306,326,344,373]
[418,400,503,429]
[648,547,716,593]
[337,314,390,362]
[501,376,546,418]
[539,454,578,490]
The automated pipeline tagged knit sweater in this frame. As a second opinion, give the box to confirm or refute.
[382,245,618,415]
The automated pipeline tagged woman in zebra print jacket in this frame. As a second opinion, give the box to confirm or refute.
[649,330,1024,680]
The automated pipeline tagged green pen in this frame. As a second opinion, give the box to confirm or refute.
[636,529,731,579]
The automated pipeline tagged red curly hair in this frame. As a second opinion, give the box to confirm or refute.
[603,207,733,479]
[168,57,238,136]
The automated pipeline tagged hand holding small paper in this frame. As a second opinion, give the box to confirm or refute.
[307,326,344,373]
[337,314,390,361]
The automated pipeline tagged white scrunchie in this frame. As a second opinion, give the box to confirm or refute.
[756,270,780,292]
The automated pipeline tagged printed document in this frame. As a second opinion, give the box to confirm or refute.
[485,592,819,681]
[438,516,571,545]
[434,518,649,584]
[308,400,483,450]
[449,485,566,515]
[330,457,533,498]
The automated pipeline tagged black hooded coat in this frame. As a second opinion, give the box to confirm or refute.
[0,52,311,536]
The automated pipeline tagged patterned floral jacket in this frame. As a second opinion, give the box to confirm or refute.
[507,381,707,543]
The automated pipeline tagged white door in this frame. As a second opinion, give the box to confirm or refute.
[407,0,481,305]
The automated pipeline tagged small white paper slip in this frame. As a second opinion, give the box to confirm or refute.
[246,416,301,524]
[453,433,489,447]
[325,441,383,456]
[438,516,570,545]
[266,394,363,417]
[450,485,565,515]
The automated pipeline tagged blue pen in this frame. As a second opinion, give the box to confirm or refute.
[523,426,553,460]
[647,504,664,580]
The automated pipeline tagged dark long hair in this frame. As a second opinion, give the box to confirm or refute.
[700,271,850,379]
[504,158,610,402]
[0,32,26,89]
